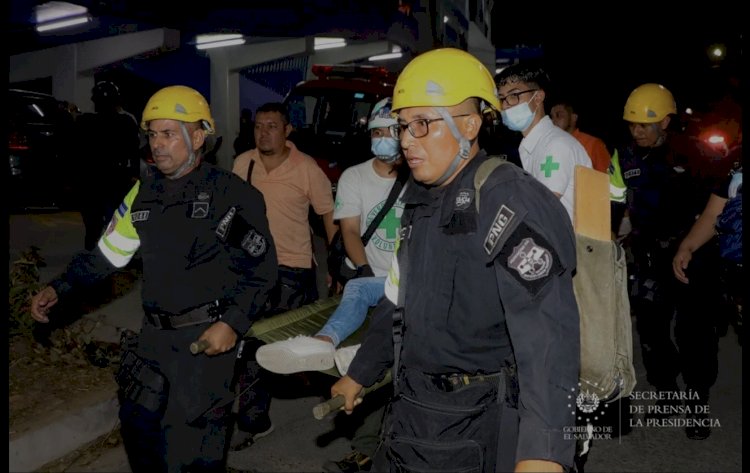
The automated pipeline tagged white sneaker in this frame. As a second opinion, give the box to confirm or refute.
[255,336,335,374]
[334,344,361,376]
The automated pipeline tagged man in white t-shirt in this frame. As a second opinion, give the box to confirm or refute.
[255,98,404,472]
[496,63,592,221]
[256,97,404,372]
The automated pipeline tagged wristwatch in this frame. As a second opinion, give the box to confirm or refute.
[355,264,374,278]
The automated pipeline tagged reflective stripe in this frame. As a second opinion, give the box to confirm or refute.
[104,230,141,252]
[98,238,134,268]
[609,148,626,203]
[610,182,626,202]
[98,181,142,268]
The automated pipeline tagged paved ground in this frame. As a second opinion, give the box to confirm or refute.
[9,211,743,472]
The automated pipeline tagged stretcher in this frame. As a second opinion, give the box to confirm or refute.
[190,294,389,417]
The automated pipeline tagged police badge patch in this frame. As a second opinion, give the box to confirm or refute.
[508,237,552,281]
[241,230,267,257]
[191,202,209,219]
[455,189,474,210]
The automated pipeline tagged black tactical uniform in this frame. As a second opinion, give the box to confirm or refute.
[49,162,277,472]
[347,152,580,472]
[615,142,718,408]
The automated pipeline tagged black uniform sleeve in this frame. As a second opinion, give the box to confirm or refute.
[480,176,579,468]
[48,248,120,298]
[345,296,395,387]
[218,180,278,336]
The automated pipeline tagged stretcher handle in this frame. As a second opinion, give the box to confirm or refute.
[313,395,346,420]
[190,339,210,355]
[313,374,392,420]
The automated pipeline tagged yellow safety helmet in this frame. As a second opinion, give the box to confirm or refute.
[391,48,500,114]
[141,85,215,134]
[623,83,676,123]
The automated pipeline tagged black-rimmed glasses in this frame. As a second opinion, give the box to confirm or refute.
[498,89,539,108]
[397,114,471,139]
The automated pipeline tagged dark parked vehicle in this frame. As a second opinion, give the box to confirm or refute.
[9,89,77,210]
[284,65,395,191]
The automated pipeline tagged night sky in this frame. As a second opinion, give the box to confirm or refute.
[490,10,743,146]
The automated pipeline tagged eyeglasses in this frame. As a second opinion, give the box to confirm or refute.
[498,89,539,108]
[397,114,471,139]
[371,126,399,139]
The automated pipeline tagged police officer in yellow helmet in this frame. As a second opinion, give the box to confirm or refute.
[331,48,580,472]
[31,85,278,472]
[612,82,718,440]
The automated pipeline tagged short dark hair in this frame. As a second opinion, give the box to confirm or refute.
[548,96,577,115]
[495,62,551,92]
[256,102,289,125]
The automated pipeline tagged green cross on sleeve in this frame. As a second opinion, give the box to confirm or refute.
[540,155,560,178]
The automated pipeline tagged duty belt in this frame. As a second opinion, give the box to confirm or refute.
[144,300,223,330]
[430,371,505,392]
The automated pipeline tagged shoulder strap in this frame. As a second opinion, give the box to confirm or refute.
[246,159,255,182]
[474,156,508,212]
[361,168,408,244]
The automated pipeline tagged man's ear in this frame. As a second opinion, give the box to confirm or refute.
[192,128,206,150]
[660,116,671,131]
[462,113,483,140]
[536,89,546,105]
[284,123,292,138]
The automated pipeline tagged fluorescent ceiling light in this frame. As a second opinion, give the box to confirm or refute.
[315,37,346,50]
[34,1,87,23]
[34,1,90,32]
[196,38,246,50]
[195,34,245,50]
[36,15,90,32]
[369,45,403,62]
[369,52,402,61]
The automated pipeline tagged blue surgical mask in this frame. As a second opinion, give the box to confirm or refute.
[500,92,538,132]
[371,137,401,163]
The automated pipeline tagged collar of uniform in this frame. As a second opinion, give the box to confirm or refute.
[437,151,486,227]
[153,161,210,200]
[519,115,554,156]
[400,174,440,207]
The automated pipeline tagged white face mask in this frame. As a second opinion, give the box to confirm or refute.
[501,92,538,132]
[371,137,401,163]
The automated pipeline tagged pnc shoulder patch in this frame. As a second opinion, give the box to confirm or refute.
[484,205,516,254]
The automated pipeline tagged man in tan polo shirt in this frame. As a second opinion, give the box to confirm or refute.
[233,102,337,312]
[230,102,336,449]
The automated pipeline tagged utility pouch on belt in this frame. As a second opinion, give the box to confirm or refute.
[116,332,169,414]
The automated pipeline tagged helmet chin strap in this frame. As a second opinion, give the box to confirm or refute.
[431,107,471,187]
[168,122,198,180]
